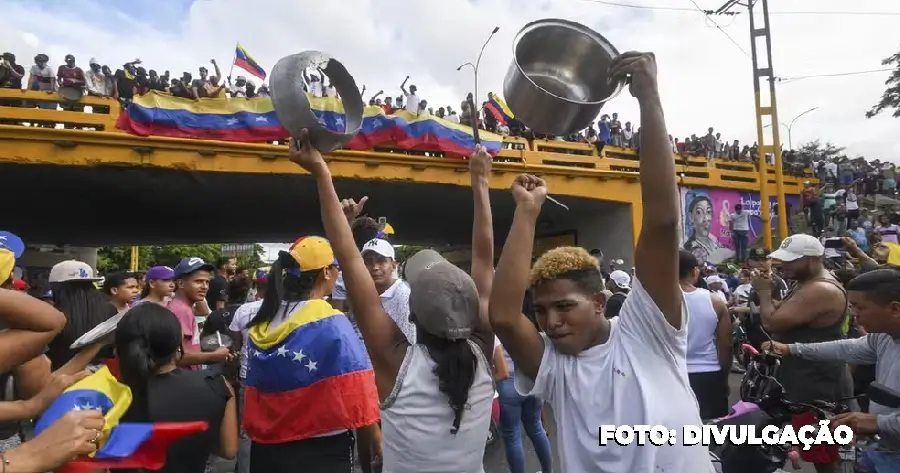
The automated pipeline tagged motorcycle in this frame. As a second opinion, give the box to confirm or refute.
[709,343,858,473]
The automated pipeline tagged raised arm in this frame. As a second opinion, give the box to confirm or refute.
[489,174,548,381]
[400,76,409,95]
[468,146,495,347]
[0,289,66,374]
[609,52,682,327]
[288,130,406,401]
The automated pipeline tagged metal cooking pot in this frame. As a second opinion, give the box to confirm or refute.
[270,51,364,152]
[58,85,84,103]
[503,19,624,136]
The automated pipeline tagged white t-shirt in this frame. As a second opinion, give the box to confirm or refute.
[309,81,323,98]
[515,278,713,473]
[446,113,459,123]
[405,93,418,113]
[730,210,750,231]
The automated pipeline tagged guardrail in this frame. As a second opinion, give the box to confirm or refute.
[0,89,812,190]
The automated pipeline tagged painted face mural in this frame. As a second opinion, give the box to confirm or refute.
[680,188,800,265]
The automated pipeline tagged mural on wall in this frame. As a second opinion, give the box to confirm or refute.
[680,188,801,265]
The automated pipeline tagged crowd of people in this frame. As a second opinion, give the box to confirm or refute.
[2,51,900,473]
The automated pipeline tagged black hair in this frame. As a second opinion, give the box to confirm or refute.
[678,249,699,279]
[418,329,478,435]
[116,303,183,422]
[555,268,605,295]
[217,256,234,267]
[351,217,380,248]
[140,281,151,299]
[49,281,116,368]
[248,251,322,328]
[227,276,252,304]
[102,271,136,296]
[846,268,900,306]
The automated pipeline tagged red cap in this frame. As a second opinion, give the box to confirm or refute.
[11,279,28,290]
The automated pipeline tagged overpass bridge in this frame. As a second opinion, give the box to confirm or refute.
[0,89,811,270]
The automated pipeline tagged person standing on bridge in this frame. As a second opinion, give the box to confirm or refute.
[489,52,713,473]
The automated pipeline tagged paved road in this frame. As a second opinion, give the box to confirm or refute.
[212,372,817,473]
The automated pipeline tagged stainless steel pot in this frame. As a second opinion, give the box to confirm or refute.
[503,19,624,136]
[270,51,364,152]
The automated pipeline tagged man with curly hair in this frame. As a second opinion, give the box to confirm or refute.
[490,52,713,472]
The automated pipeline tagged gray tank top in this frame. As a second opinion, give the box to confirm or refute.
[775,277,846,403]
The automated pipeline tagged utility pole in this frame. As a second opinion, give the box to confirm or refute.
[714,0,788,249]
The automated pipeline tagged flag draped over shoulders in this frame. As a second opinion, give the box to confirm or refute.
[34,366,207,473]
[244,299,379,444]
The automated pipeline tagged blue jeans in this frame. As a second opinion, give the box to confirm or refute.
[497,378,553,473]
[732,230,749,262]
[860,443,900,473]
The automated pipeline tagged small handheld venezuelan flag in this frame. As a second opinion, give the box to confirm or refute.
[234,43,267,81]
[35,366,207,473]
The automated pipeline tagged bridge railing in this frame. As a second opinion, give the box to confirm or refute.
[0,89,813,189]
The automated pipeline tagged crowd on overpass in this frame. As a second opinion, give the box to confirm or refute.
[2,50,899,191]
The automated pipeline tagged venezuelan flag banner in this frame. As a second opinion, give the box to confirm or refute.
[117,92,503,155]
[308,96,503,156]
[244,299,379,443]
[116,91,284,142]
[484,96,515,126]
[234,43,267,80]
[34,366,208,473]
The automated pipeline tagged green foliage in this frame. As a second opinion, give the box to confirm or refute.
[97,243,265,274]
[867,50,900,119]
[393,245,430,263]
[797,140,846,162]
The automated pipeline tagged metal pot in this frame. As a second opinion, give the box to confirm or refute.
[503,19,624,136]
[270,51,364,152]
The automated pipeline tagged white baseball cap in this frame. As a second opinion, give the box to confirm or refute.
[609,270,631,290]
[49,260,101,283]
[705,275,724,285]
[769,234,825,262]
[361,238,396,260]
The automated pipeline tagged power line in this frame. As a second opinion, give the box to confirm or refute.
[776,68,895,83]
[575,0,900,16]
[686,0,752,59]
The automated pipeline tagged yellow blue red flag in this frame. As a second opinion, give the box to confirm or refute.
[484,96,515,126]
[34,366,207,473]
[234,43,266,80]
[244,299,380,443]
[116,92,503,156]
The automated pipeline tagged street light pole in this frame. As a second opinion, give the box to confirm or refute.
[457,26,500,116]
[785,106,818,150]
[763,106,818,150]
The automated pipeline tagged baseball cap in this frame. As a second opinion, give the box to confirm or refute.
[288,236,337,272]
[608,270,631,290]
[49,260,102,283]
[0,231,24,258]
[11,279,27,290]
[404,249,479,340]
[769,234,825,262]
[173,257,215,278]
[361,239,396,259]
[748,247,771,261]
[145,266,176,281]
[705,275,724,285]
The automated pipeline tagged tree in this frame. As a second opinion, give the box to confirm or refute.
[796,140,846,162]
[867,49,900,119]
[96,244,265,274]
